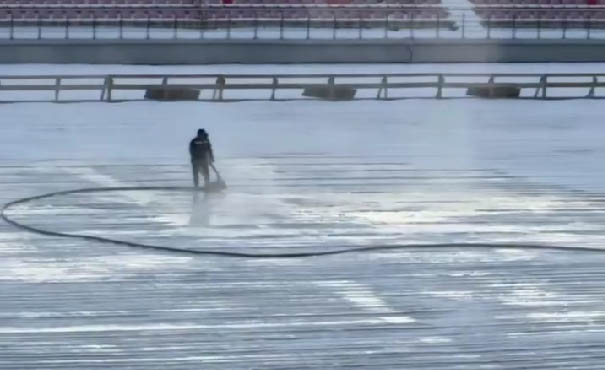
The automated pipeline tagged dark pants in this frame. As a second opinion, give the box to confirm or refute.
[192,160,210,188]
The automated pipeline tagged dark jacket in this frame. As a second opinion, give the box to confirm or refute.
[189,136,214,163]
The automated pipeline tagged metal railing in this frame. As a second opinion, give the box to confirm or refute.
[1,73,604,102]
[3,5,605,40]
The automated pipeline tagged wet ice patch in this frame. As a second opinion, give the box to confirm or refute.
[0,318,407,334]
[418,337,452,344]
[422,290,474,301]
[494,248,539,261]
[1,254,195,283]
[73,344,121,353]
[7,159,605,255]
[496,285,564,307]
[527,311,605,322]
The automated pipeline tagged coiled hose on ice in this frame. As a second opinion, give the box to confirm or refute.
[2,186,602,258]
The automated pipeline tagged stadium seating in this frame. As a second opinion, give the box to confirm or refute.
[469,0,605,28]
[0,1,452,30]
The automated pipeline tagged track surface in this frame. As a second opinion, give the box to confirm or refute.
[2,99,605,369]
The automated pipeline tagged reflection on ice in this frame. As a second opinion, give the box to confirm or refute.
[189,191,211,227]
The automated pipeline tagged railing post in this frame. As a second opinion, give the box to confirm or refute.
[377,75,388,100]
[173,15,178,39]
[280,11,284,40]
[588,75,597,98]
[512,14,516,39]
[462,12,465,39]
[227,13,231,40]
[200,16,205,40]
[270,77,278,100]
[54,78,61,102]
[100,76,108,101]
[219,76,225,100]
[358,12,362,40]
[213,75,225,101]
[306,15,310,40]
[332,14,336,40]
[537,16,541,40]
[436,74,443,99]
[65,16,69,40]
[411,13,415,40]
[146,15,150,40]
[253,11,258,40]
[488,75,494,98]
[437,13,440,39]
[384,14,388,39]
[119,14,123,40]
[162,77,168,100]
[92,14,97,40]
[562,15,567,39]
[9,14,14,40]
[587,16,591,40]
[106,76,113,102]
[328,76,335,99]
[534,75,547,99]
[487,14,491,39]
[37,15,42,40]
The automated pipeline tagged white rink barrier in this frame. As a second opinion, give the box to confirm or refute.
[1,72,605,102]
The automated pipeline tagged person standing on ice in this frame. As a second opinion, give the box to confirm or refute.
[189,129,215,188]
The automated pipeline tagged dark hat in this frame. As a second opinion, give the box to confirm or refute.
[197,128,207,136]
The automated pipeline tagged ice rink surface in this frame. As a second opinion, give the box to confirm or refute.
[2,69,605,368]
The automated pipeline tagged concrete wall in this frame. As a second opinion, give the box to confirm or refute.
[2,39,605,64]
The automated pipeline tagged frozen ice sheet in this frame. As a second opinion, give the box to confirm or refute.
[2,92,605,369]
